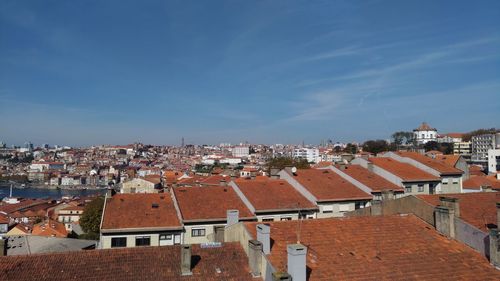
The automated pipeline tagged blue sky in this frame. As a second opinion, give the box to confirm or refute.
[1,0,499,146]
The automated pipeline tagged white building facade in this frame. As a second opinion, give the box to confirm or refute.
[413,122,438,145]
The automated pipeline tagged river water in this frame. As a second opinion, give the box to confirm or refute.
[0,184,106,200]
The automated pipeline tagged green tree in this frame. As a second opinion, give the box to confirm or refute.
[462,128,498,142]
[362,140,390,154]
[391,131,415,146]
[79,196,105,240]
[266,157,310,174]
[343,143,358,154]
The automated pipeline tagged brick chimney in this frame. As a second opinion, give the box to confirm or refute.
[256,224,271,255]
[439,197,460,218]
[226,210,239,227]
[248,240,262,277]
[287,244,307,281]
[180,244,192,276]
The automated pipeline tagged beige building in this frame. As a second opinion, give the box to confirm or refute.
[57,205,84,231]
[121,177,160,193]
[100,193,183,249]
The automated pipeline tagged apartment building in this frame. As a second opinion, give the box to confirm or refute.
[488,149,500,174]
[453,141,472,156]
[292,148,320,163]
[279,168,372,218]
[472,133,500,164]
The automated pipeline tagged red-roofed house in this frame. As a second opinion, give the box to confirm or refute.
[173,185,255,244]
[279,168,372,218]
[352,157,441,195]
[100,193,183,249]
[381,151,464,193]
[231,178,318,222]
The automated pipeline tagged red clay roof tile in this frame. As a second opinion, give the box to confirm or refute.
[245,215,500,280]
[290,168,373,201]
[173,185,254,221]
[0,243,256,281]
[234,179,316,212]
[370,157,440,182]
[101,193,181,230]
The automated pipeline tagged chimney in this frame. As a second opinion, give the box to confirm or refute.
[490,202,500,268]
[497,173,500,180]
[482,185,493,192]
[434,206,455,238]
[287,244,307,281]
[497,202,500,229]
[439,197,460,218]
[248,240,263,277]
[0,238,6,256]
[339,163,346,170]
[180,244,192,276]
[230,172,236,180]
[251,174,256,180]
[367,162,374,172]
[371,200,382,216]
[381,190,394,201]
[219,179,227,186]
[106,188,113,198]
[256,224,271,255]
[226,209,239,227]
[270,168,280,179]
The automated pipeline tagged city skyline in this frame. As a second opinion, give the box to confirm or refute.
[1,0,499,146]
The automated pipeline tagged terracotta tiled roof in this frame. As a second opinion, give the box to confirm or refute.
[469,165,486,177]
[369,157,440,182]
[289,169,372,201]
[336,165,403,192]
[32,219,68,238]
[244,215,500,280]
[101,193,181,231]
[200,174,230,185]
[444,132,464,138]
[417,192,500,231]
[173,185,254,222]
[434,154,460,167]
[394,152,463,175]
[143,175,161,184]
[0,243,256,281]
[463,176,500,190]
[234,179,316,212]
[0,213,8,224]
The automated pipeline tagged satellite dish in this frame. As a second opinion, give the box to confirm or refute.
[291,167,297,173]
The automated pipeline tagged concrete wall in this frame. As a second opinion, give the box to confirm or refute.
[454,217,489,257]
[121,178,158,193]
[346,196,435,226]
[440,176,462,193]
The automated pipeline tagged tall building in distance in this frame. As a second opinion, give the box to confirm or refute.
[471,133,500,165]
[293,147,320,163]
[413,122,438,145]
[232,146,250,158]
